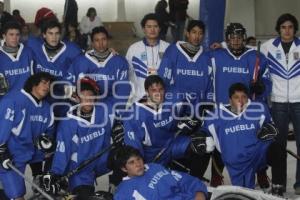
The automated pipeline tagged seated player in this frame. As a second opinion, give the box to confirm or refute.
[112,145,208,200]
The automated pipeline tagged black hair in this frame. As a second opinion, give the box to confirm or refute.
[229,82,249,98]
[24,72,55,93]
[12,9,20,16]
[2,20,21,34]
[140,13,160,28]
[41,18,61,34]
[275,13,298,34]
[86,7,97,17]
[108,145,143,170]
[91,26,109,41]
[246,36,256,45]
[187,20,205,33]
[68,21,78,28]
[144,75,165,91]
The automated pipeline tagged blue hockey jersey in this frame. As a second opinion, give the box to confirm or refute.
[67,50,131,109]
[0,89,54,165]
[124,97,193,164]
[28,40,81,80]
[27,38,82,116]
[51,104,111,190]
[114,163,207,200]
[211,47,271,104]
[202,100,272,188]
[0,44,33,99]
[158,41,213,102]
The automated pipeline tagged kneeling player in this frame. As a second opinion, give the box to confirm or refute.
[123,75,214,165]
[201,83,285,196]
[42,77,117,199]
[113,145,208,200]
[0,72,55,200]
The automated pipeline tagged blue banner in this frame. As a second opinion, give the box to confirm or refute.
[200,0,226,49]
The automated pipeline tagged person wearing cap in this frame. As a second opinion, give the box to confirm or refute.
[261,13,300,194]
[41,77,115,199]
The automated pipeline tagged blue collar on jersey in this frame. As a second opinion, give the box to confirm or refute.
[142,37,160,46]
[272,36,300,47]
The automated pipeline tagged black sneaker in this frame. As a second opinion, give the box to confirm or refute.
[271,184,284,197]
[288,131,295,141]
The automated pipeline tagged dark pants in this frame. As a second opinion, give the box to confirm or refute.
[211,142,285,187]
[271,102,300,187]
[267,142,285,185]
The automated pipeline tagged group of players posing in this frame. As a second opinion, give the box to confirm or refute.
[0,9,298,200]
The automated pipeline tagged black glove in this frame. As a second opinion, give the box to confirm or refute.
[35,133,55,153]
[42,172,61,195]
[0,73,9,96]
[112,119,124,146]
[92,190,113,200]
[177,117,201,135]
[189,131,215,155]
[257,123,278,141]
[250,80,265,96]
[0,144,12,170]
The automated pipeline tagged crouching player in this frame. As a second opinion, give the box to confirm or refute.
[42,77,116,200]
[201,83,285,196]
[112,145,208,200]
[0,72,55,200]
[123,75,214,165]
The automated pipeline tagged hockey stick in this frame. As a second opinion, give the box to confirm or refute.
[61,144,116,180]
[252,41,261,100]
[286,148,300,160]
[152,129,181,162]
[6,162,54,200]
[207,185,288,200]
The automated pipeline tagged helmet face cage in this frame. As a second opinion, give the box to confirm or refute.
[225,23,247,52]
[225,23,247,41]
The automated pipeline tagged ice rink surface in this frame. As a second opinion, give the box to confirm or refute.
[21,141,300,199]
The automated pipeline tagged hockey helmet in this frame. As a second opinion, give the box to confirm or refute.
[225,23,247,40]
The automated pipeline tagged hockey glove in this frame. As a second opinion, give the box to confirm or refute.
[0,73,9,96]
[177,117,202,135]
[0,144,12,170]
[35,133,55,153]
[92,190,113,200]
[112,119,124,146]
[250,80,265,96]
[42,172,61,195]
[257,123,278,141]
[190,131,215,155]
